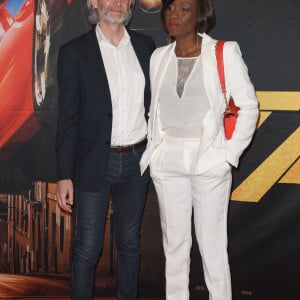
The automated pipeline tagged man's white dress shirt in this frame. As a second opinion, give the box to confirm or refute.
[95,25,147,146]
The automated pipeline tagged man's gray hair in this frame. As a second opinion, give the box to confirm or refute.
[86,0,135,25]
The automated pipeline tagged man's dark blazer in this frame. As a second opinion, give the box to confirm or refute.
[55,27,155,192]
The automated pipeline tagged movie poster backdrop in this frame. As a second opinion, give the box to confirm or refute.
[0,0,299,299]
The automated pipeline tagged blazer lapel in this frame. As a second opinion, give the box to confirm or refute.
[150,43,175,138]
[201,33,223,116]
[129,30,147,76]
[197,34,224,157]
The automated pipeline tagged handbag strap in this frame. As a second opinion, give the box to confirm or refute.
[216,40,229,108]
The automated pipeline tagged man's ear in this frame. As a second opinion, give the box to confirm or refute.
[90,0,98,9]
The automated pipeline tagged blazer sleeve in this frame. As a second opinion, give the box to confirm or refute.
[55,42,81,181]
[223,41,259,167]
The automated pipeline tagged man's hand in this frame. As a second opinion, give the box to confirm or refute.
[56,179,74,213]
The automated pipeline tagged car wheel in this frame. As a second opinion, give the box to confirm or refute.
[33,0,50,110]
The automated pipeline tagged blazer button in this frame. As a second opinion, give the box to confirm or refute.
[108,113,112,118]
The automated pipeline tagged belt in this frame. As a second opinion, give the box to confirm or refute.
[110,138,147,153]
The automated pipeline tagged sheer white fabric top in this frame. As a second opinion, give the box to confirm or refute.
[158,52,210,138]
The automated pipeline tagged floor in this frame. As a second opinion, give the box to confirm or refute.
[1,298,163,300]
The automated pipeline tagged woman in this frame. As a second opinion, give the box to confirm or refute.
[140,0,259,299]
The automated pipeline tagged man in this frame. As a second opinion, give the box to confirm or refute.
[55,0,155,298]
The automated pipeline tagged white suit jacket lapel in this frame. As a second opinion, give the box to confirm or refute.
[150,43,175,138]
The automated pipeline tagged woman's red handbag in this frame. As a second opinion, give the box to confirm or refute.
[216,40,240,140]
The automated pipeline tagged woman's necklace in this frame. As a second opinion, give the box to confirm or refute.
[175,36,201,57]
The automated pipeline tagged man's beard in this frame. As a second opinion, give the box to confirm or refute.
[99,5,131,24]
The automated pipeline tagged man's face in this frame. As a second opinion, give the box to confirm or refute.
[91,0,131,24]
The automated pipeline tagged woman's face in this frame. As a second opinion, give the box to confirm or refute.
[164,0,199,39]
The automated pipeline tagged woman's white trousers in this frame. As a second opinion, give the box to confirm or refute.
[150,136,232,300]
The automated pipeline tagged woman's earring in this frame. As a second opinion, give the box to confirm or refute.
[167,34,172,44]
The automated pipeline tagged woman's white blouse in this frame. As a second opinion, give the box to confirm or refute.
[158,52,210,138]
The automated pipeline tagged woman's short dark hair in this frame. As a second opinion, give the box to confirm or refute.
[160,0,216,35]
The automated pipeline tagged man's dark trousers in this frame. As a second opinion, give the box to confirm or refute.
[70,145,149,300]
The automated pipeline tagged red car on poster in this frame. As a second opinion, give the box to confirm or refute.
[0,0,72,158]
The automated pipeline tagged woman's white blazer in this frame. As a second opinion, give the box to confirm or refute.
[140,33,259,175]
